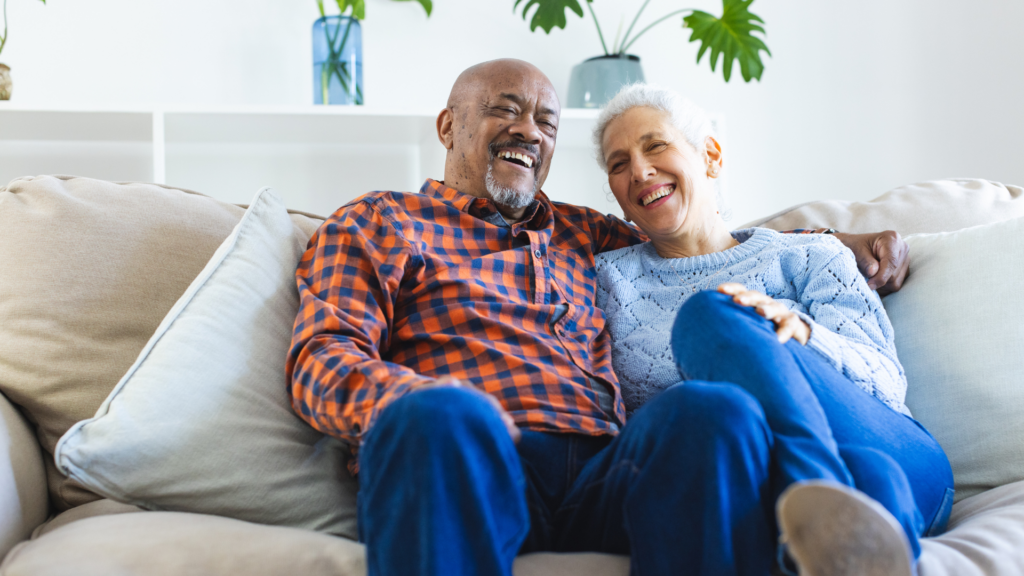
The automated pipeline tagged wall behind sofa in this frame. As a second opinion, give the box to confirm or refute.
[3,0,1023,225]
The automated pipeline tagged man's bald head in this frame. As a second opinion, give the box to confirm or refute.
[436,59,561,221]
[447,59,556,111]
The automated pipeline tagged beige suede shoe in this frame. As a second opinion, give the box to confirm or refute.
[776,480,914,576]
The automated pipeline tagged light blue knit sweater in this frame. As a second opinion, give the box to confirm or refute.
[595,228,910,417]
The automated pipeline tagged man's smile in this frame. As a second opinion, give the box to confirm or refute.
[496,149,535,168]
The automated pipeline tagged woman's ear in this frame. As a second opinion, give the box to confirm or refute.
[705,136,723,178]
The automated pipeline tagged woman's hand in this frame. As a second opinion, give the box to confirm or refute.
[717,283,811,345]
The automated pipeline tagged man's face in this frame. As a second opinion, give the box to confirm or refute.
[442,66,560,210]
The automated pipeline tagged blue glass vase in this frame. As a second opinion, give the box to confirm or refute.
[313,15,363,105]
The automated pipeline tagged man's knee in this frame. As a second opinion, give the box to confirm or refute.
[367,386,509,457]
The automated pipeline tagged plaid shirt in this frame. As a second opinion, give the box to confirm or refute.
[287,180,645,468]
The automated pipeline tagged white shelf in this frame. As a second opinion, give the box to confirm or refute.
[0,104,623,218]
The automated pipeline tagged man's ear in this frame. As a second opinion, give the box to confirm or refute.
[437,108,455,151]
[705,136,723,177]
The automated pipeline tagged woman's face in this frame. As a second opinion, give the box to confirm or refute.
[602,106,722,243]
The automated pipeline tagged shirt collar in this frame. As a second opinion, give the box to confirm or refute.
[420,179,550,229]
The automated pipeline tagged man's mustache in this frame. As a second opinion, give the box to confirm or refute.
[488,140,542,170]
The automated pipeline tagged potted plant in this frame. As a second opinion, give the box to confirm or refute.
[513,0,770,108]
[0,0,45,100]
[314,0,432,105]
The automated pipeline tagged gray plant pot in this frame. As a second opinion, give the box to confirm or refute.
[567,54,646,109]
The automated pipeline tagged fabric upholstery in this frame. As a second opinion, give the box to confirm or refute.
[0,510,368,576]
[54,188,356,537]
[4,481,1022,576]
[0,506,634,576]
[918,480,1024,576]
[0,175,322,512]
[882,217,1024,502]
[0,393,47,559]
[744,178,1024,234]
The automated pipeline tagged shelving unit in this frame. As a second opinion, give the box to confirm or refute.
[0,105,625,218]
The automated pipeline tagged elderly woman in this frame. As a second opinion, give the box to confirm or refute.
[594,84,954,576]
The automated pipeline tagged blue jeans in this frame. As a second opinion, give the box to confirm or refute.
[670,291,955,561]
[359,384,783,576]
[356,291,954,576]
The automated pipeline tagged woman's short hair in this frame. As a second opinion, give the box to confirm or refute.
[593,83,716,172]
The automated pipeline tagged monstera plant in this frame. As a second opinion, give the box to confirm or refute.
[0,0,46,100]
[514,0,769,107]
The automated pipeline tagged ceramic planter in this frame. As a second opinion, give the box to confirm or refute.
[567,54,645,109]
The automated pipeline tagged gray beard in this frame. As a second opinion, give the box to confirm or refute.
[485,164,536,211]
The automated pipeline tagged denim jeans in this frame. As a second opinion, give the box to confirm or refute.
[670,291,955,560]
[356,290,954,576]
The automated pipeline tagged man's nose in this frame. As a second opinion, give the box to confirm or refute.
[508,116,543,144]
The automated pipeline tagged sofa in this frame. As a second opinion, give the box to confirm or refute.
[1,175,1023,575]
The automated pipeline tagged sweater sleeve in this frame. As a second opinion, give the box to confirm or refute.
[787,243,911,416]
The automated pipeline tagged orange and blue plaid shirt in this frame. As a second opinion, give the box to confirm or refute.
[286,180,645,467]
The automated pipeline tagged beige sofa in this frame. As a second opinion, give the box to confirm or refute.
[1,175,1023,576]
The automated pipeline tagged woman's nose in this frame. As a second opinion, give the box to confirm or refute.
[631,158,655,182]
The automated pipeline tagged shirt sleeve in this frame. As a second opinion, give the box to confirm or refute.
[585,209,647,254]
[786,242,911,415]
[286,198,434,446]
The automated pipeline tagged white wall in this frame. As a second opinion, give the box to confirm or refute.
[3,0,1024,225]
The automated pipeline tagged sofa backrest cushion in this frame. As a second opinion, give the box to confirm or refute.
[53,187,357,537]
[743,179,1024,234]
[882,216,1024,502]
[0,175,323,512]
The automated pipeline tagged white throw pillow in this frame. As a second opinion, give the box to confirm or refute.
[55,187,357,537]
[883,216,1024,503]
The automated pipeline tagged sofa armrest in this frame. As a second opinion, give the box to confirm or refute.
[0,392,48,559]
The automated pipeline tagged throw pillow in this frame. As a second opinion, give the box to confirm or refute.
[882,216,1024,502]
[55,187,357,537]
[0,175,321,512]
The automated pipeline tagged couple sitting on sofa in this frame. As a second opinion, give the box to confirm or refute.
[285,58,953,576]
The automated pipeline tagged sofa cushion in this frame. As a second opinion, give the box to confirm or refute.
[4,482,1022,576]
[54,187,356,537]
[918,479,1024,576]
[0,510,368,576]
[0,175,322,512]
[881,216,1024,502]
[0,506,631,576]
[745,178,1024,234]
[0,393,47,559]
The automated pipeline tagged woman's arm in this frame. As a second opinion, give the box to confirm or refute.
[789,243,910,415]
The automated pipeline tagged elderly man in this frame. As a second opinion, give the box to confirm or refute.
[286,59,909,576]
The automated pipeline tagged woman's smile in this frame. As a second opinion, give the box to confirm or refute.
[639,183,676,207]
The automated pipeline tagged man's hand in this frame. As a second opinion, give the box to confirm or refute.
[832,231,910,296]
[718,283,811,345]
[413,377,522,443]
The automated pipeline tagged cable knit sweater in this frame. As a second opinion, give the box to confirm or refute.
[595,228,910,417]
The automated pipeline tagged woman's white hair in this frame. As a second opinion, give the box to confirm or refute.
[593,83,716,170]
[593,83,728,218]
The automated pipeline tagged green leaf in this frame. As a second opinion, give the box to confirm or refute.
[513,0,586,34]
[683,0,770,82]
[391,0,432,17]
[334,0,365,21]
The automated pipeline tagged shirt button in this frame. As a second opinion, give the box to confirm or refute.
[534,250,543,259]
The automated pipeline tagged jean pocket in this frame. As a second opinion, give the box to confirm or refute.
[926,487,956,537]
